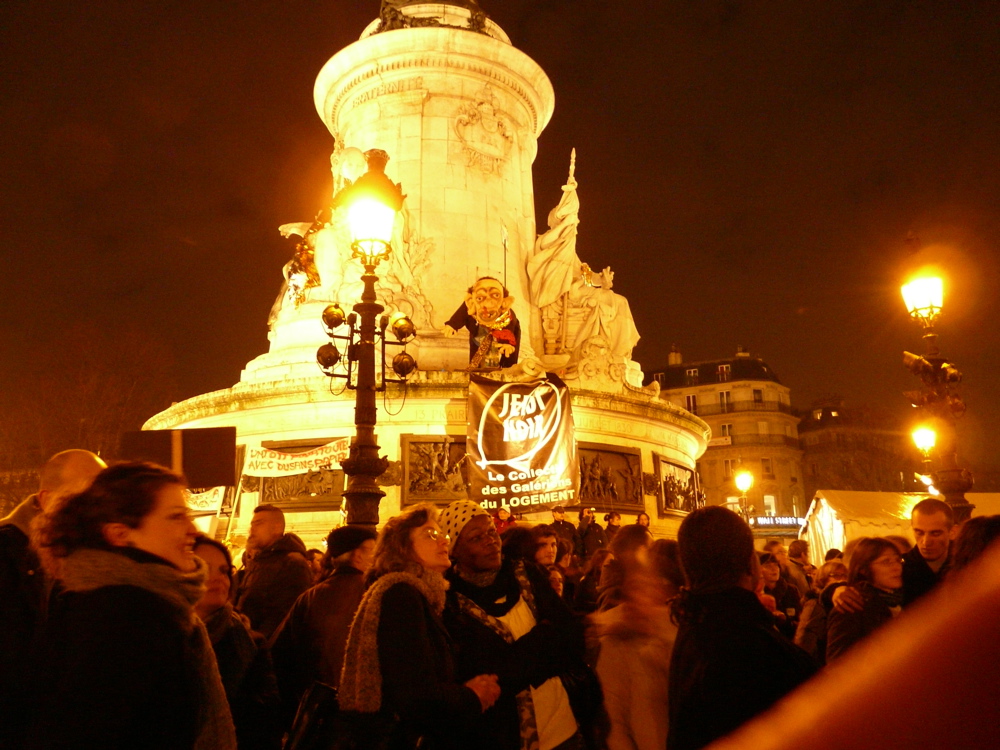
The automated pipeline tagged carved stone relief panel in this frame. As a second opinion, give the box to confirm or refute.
[454,85,514,177]
[576,442,644,512]
[401,434,470,505]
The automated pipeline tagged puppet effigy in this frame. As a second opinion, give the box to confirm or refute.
[443,276,521,369]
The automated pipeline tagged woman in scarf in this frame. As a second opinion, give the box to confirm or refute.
[337,504,500,749]
[26,462,236,750]
[826,537,904,661]
[193,535,282,749]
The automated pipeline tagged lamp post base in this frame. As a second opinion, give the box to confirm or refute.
[934,467,975,524]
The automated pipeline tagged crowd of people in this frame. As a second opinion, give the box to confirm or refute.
[2,450,999,750]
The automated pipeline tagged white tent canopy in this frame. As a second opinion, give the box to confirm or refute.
[800,490,1000,565]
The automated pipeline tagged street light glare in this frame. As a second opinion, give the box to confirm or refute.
[346,197,397,254]
[901,276,943,322]
[735,470,754,493]
[912,426,936,454]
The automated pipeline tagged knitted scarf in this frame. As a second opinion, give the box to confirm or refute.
[338,570,448,713]
[60,548,237,750]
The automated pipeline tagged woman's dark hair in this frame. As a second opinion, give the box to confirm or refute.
[825,548,844,561]
[500,526,536,561]
[649,538,683,591]
[677,506,754,590]
[583,548,613,577]
[636,511,651,526]
[952,515,1000,573]
[847,537,900,586]
[36,462,185,561]
[193,534,235,593]
[368,503,436,583]
[555,537,572,563]
[604,512,622,525]
[609,523,651,561]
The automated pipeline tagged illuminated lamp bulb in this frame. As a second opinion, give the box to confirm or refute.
[734,470,754,493]
[390,315,416,342]
[911,427,937,455]
[901,276,943,324]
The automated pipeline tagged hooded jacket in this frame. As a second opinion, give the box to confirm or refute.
[236,533,314,639]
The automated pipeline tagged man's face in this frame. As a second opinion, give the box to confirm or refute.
[552,509,565,523]
[761,562,781,585]
[535,536,558,566]
[453,514,502,573]
[912,510,955,563]
[498,509,510,520]
[469,279,507,324]
[770,545,789,566]
[247,511,283,552]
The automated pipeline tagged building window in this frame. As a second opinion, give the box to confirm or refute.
[685,368,699,385]
[757,421,769,435]
[719,390,732,413]
[723,459,734,479]
[717,364,731,382]
[761,457,773,477]
[753,388,764,404]
[721,423,733,437]
[685,394,698,414]
[725,497,741,513]
[763,495,777,516]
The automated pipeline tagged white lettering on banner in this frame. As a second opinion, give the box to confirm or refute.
[187,486,225,513]
[476,381,562,470]
[243,438,352,477]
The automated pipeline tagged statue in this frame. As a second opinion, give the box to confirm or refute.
[443,276,521,369]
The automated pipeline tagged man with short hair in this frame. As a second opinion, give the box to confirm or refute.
[0,449,106,745]
[786,539,812,598]
[668,507,816,750]
[550,507,579,553]
[439,500,595,750]
[532,524,560,567]
[235,504,314,638]
[904,498,956,606]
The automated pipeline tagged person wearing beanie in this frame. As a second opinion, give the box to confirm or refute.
[269,524,378,728]
[439,500,601,750]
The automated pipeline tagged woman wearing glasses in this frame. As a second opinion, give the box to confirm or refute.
[337,504,500,749]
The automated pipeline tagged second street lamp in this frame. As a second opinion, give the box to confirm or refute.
[735,470,754,521]
[900,273,974,523]
[316,149,416,528]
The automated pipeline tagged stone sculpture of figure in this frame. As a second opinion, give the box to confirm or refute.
[526,149,582,310]
[442,276,521,369]
[569,265,640,360]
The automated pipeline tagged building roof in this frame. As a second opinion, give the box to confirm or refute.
[648,354,782,388]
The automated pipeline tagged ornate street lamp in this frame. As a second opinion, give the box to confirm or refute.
[734,469,754,521]
[900,273,974,522]
[316,149,416,527]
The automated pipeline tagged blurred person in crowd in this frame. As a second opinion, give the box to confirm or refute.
[794,559,848,664]
[550,506,580,553]
[337,504,500,749]
[234,504,314,638]
[548,565,566,598]
[304,548,324,582]
[950,515,1000,575]
[270,526,377,728]
[493,506,516,534]
[575,548,613,614]
[759,552,802,639]
[439,500,599,750]
[604,512,622,543]
[591,529,674,750]
[194,535,282,750]
[785,539,812,597]
[826,537,903,661]
[597,524,652,612]
[555,537,579,604]
[500,525,535,562]
[635,511,651,528]
[0,449,105,746]
[648,538,684,600]
[27,462,236,750]
[578,507,608,560]
[533,524,560,567]
[833,499,956,615]
[668,507,816,750]
[824,548,843,561]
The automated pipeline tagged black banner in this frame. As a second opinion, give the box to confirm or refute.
[467,374,579,512]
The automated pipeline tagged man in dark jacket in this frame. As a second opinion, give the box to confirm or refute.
[668,507,816,750]
[438,500,598,750]
[0,449,105,747]
[903,498,955,606]
[550,506,580,554]
[577,507,607,560]
[235,504,314,638]
[269,524,377,724]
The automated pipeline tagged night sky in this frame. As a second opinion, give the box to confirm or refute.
[2,1,998,473]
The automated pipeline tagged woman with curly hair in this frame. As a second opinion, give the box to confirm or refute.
[336,504,500,749]
[26,462,236,750]
[826,537,904,661]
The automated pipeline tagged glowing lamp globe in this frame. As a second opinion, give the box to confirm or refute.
[901,276,943,326]
[333,148,405,266]
[734,471,754,493]
[912,427,937,455]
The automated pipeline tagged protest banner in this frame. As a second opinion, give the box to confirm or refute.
[243,438,351,477]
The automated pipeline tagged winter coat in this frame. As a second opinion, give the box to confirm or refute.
[902,545,950,607]
[0,496,45,747]
[337,571,481,750]
[204,604,283,750]
[235,533,314,638]
[25,547,236,750]
[786,558,812,598]
[668,587,817,750]
[826,582,900,661]
[578,518,608,559]
[443,557,600,750]
[590,601,676,750]
[270,564,367,719]
[794,591,831,665]
[763,576,802,640]
[551,519,581,554]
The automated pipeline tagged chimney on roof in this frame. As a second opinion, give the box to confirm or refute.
[735,345,750,359]
[668,344,682,366]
